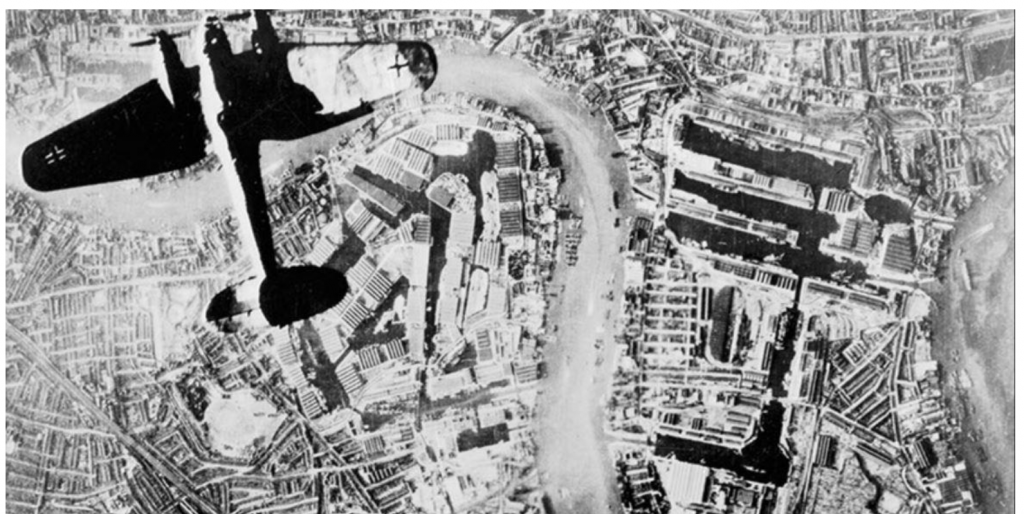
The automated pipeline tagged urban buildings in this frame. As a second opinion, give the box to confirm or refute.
[6,8,1012,514]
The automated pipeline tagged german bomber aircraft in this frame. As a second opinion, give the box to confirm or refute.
[22,10,438,332]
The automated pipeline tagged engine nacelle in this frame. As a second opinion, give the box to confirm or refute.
[206,265,349,333]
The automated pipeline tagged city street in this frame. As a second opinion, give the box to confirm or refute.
[653,9,1010,41]
[5,10,1014,514]
[6,37,637,513]
[6,321,221,514]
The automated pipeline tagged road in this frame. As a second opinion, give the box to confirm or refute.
[652,10,1008,42]
[431,41,633,513]
[6,320,221,514]
[263,386,377,511]
[12,37,634,513]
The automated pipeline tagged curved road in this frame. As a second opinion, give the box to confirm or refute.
[431,43,632,513]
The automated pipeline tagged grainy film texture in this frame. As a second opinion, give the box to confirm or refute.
[5,9,1014,514]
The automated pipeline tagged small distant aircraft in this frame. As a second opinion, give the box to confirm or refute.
[22,10,438,333]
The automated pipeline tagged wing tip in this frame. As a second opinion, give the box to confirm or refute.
[21,140,61,192]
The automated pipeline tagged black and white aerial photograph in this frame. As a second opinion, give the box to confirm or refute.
[3,8,1015,514]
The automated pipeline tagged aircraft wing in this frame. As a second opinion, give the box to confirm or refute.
[284,41,437,116]
[22,76,208,192]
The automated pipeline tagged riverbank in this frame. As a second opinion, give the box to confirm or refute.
[428,39,635,513]
[925,172,1014,513]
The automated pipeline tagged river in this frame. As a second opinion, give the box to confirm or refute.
[11,25,1013,514]
[925,172,1014,513]
[8,36,648,513]
[428,40,635,513]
